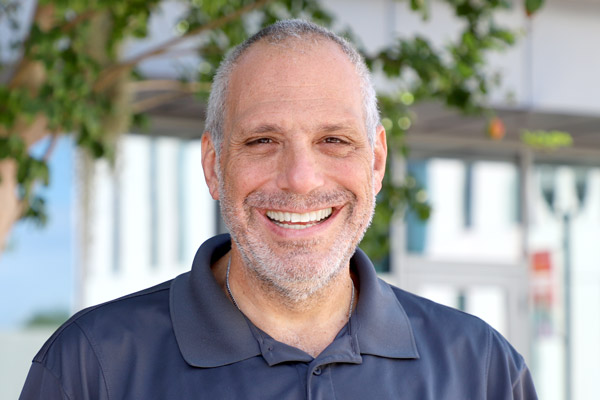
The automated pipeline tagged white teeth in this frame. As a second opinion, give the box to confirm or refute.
[266,207,333,227]
[272,221,317,230]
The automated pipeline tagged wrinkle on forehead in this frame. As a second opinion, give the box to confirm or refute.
[240,120,362,137]
[224,40,365,139]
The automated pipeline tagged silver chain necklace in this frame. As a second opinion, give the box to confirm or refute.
[225,256,355,320]
[225,256,241,310]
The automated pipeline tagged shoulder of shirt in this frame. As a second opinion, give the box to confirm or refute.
[33,278,176,363]
[384,281,533,395]
[385,280,525,364]
[386,282,488,328]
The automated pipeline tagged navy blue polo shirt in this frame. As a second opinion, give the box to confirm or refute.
[20,234,537,399]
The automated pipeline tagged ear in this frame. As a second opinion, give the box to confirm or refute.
[372,124,387,195]
[201,132,220,200]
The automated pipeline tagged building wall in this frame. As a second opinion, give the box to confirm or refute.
[324,0,600,114]
[81,135,215,307]
[528,166,600,400]
[394,158,600,400]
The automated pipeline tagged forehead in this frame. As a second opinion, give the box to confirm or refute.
[225,39,365,134]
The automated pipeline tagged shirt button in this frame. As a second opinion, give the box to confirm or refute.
[313,367,322,376]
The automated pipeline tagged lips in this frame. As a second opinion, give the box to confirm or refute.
[266,207,333,230]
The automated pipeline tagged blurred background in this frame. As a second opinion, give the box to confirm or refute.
[1,0,600,399]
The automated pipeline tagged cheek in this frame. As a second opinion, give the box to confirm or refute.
[325,159,374,192]
[222,158,275,199]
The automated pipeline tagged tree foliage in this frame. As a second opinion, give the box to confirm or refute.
[0,0,544,257]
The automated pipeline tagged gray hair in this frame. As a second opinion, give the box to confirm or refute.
[205,19,380,156]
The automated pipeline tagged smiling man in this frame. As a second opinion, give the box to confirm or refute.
[20,20,537,399]
[200,27,386,358]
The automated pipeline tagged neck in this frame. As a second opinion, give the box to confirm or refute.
[213,251,357,357]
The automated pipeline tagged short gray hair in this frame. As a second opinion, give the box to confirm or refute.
[205,19,380,156]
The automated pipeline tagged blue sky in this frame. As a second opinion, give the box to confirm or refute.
[0,138,74,328]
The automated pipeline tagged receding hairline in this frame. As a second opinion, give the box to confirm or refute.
[223,37,368,132]
[228,36,363,86]
[243,30,344,51]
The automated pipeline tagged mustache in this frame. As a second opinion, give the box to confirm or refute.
[244,189,355,211]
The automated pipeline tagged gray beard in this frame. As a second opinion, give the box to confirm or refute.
[218,184,375,303]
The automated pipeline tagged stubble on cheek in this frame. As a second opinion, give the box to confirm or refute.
[216,167,377,301]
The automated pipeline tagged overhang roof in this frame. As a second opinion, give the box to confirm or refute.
[407,103,600,166]
[119,89,600,167]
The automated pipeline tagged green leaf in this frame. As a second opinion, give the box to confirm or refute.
[521,130,572,150]
[410,0,429,19]
[525,0,544,16]
[21,195,48,227]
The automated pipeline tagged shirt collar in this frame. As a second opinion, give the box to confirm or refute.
[170,234,419,368]
[170,235,261,368]
[350,248,420,359]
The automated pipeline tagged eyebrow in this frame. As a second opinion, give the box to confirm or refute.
[242,121,358,137]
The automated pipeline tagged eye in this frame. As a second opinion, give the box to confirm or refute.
[319,136,355,158]
[247,137,274,145]
[323,137,345,144]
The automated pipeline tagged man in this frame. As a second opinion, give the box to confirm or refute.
[21,20,537,399]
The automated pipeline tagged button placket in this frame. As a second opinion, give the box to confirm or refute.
[307,364,337,400]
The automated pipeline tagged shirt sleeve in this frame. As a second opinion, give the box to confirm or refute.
[485,326,538,400]
[19,362,70,400]
[512,366,538,400]
[19,322,109,400]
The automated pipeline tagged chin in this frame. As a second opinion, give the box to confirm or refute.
[234,233,353,301]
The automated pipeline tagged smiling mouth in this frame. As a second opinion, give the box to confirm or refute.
[265,207,333,230]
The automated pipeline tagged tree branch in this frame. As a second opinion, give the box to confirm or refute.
[21,114,50,148]
[127,0,273,64]
[7,2,55,89]
[93,0,274,92]
[61,10,97,33]
[42,133,59,162]
[33,2,56,33]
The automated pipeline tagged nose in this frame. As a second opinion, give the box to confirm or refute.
[276,143,325,194]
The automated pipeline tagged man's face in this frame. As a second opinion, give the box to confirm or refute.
[202,40,386,300]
